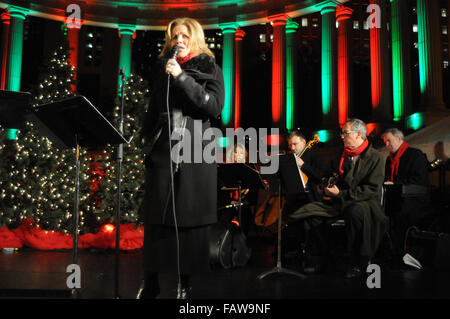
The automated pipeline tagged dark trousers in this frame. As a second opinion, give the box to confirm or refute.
[390,197,429,255]
[343,204,366,264]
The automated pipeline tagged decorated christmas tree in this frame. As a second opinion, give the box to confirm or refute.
[89,73,149,227]
[0,41,94,234]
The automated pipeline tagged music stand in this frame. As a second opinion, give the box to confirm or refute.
[218,163,264,225]
[0,90,31,129]
[26,95,131,298]
[258,154,307,280]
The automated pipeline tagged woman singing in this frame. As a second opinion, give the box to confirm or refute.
[138,17,225,299]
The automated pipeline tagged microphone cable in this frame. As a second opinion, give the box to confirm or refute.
[165,45,183,299]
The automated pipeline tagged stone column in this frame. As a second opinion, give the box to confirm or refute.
[0,10,10,90]
[369,0,392,121]
[417,0,445,109]
[66,17,82,92]
[117,24,136,91]
[219,22,239,127]
[268,13,289,129]
[234,28,245,129]
[318,1,338,128]
[285,19,299,131]
[391,0,413,122]
[336,5,353,127]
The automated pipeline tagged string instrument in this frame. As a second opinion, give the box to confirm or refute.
[319,172,340,201]
[254,134,320,233]
[296,134,320,185]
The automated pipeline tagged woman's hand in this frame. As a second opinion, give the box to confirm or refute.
[166,58,182,78]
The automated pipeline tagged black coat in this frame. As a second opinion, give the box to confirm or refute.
[299,147,327,202]
[385,147,429,187]
[384,147,430,236]
[139,53,225,227]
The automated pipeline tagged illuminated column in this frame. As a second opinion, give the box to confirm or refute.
[117,24,136,91]
[219,23,239,127]
[5,5,29,140]
[318,1,338,128]
[1,10,10,90]
[66,17,82,92]
[391,0,412,121]
[369,0,391,121]
[417,0,445,109]
[234,28,245,129]
[336,5,353,127]
[268,14,289,128]
[6,5,28,92]
[285,19,299,132]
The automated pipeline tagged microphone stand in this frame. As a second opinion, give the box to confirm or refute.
[114,67,126,299]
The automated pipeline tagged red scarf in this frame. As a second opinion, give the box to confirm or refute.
[176,53,196,65]
[339,138,369,175]
[388,141,409,182]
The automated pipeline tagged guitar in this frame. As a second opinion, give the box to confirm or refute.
[319,172,340,201]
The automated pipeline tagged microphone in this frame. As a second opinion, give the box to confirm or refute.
[170,45,179,59]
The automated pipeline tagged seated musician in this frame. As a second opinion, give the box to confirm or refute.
[382,128,430,262]
[282,131,326,271]
[290,119,387,278]
[219,143,256,235]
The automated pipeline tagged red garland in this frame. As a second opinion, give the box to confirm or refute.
[0,219,143,250]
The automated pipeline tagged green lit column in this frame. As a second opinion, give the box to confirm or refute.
[117,24,136,92]
[5,5,29,140]
[318,1,338,128]
[417,0,445,110]
[391,0,412,122]
[219,23,239,127]
[285,19,299,132]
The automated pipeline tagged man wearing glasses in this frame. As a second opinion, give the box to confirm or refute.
[290,118,387,278]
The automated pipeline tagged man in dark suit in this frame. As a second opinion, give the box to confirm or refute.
[291,119,387,278]
[382,128,430,261]
[282,131,327,273]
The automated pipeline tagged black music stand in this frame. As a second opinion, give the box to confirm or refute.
[218,163,265,225]
[0,90,31,129]
[26,95,131,298]
[258,154,307,280]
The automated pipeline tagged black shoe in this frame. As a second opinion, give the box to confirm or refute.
[136,280,160,299]
[345,266,362,279]
[177,286,192,299]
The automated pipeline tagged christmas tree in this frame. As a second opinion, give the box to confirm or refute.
[0,41,94,234]
[89,73,149,227]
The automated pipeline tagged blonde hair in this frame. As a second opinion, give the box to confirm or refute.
[226,143,248,163]
[160,17,215,58]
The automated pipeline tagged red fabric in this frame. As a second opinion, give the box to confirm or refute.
[0,225,23,249]
[339,138,369,175]
[388,141,409,182]
[176,52,196,65]
[1,218,143,250]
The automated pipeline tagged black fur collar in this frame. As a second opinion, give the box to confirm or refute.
[180,53,216,74]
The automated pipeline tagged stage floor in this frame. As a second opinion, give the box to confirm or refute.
[1,232,449,300]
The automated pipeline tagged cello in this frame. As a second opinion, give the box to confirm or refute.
[254,134,320,233]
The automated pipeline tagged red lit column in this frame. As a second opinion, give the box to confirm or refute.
[65,17,82,92]
[0,10,10,90]
[268,14,289,129]
[234,28,245,129]
[369,0,392,121]
[336,5,353,127]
